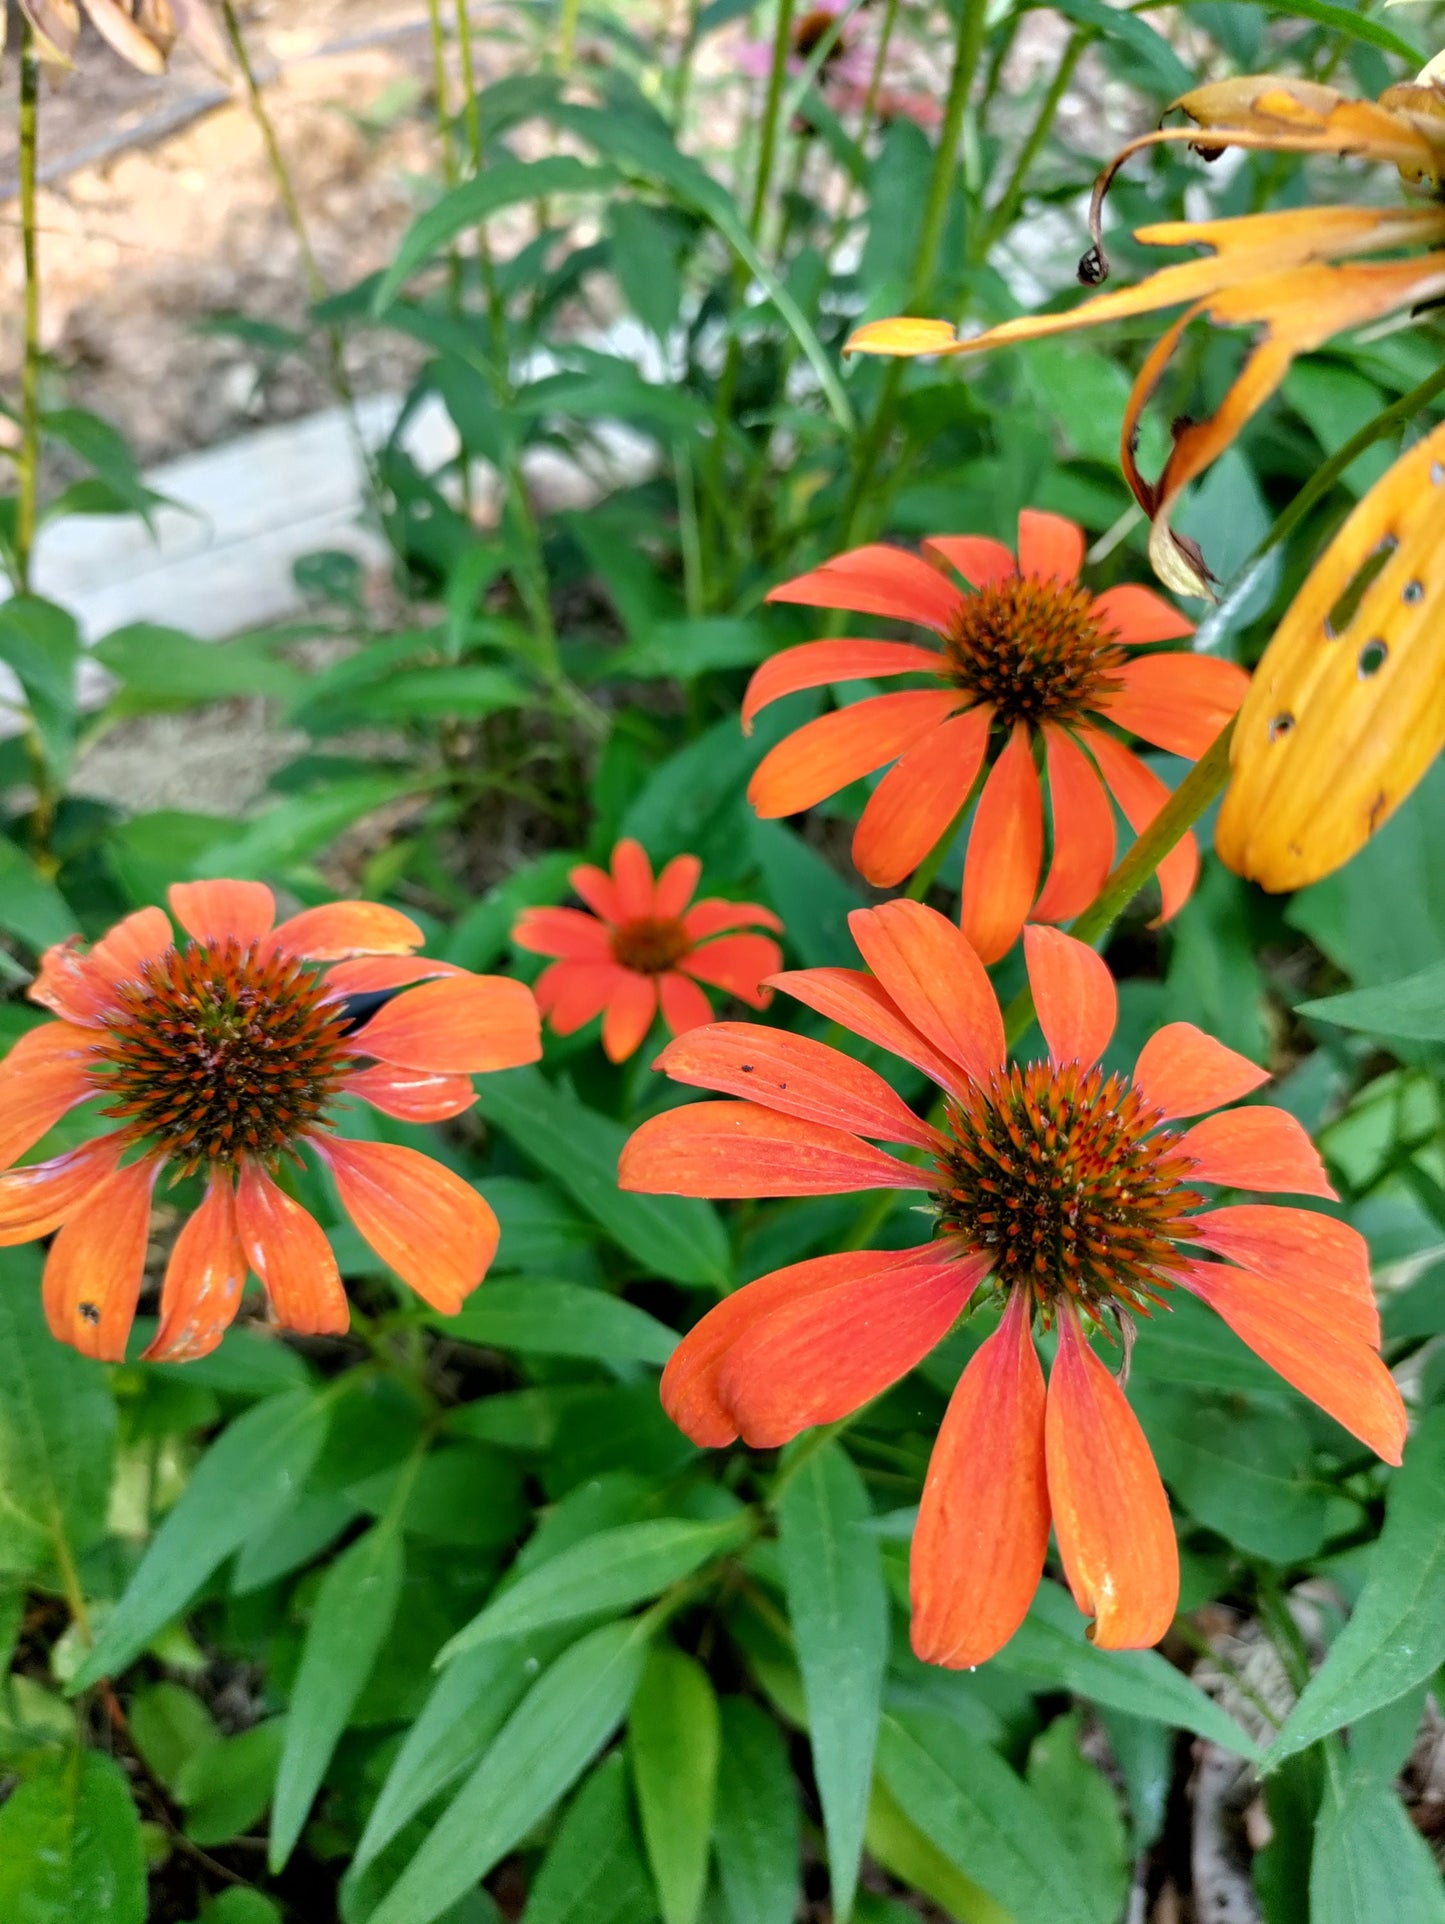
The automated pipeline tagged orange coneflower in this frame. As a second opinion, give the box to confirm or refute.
[747,509,1247,962]
[512,839,783,1063]
[620,901,1404,1665]
[0,881,541,1362]
[849,75,1445,597]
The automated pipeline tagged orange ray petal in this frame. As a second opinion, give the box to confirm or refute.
[270,901,424,960]
[716,1247,988,1447]
[1178,1106,1333,1197]
[602,971,659,1062]
[1178,1260,1405,1463]
[611,840,656,921]
[28,940,120,1027]
[352,975,542,1074]
[537,961,630,1033]
[620,1099,935,1198]
[1046,1307,1178,1651]
[682,899,784,940]
[511,907,614,962]
[960,722,1044,966]
[1080,729,1199,921]
[766,544,967,633]
[344,1061,478,1124]
[847,900,1005,1089]
[1032,727,1116,923]
[923,534,1017,592]
[313,1136,499,1314]
[742,640,944,734]
[852,705,991,889]
[570,862,622,923]
[169,879,276,947]
[1090,584,1195,646]
[0,1022,99,1171]
[679,934,783,1008]
[654,1021,937,1148]
[145,1173,249,1363]
[322,955,465,995]
[89,907,174,989]
[658,972,714,1037]
[0,1136,126,1246]
[1100,654,1249,758]
[769,966,973,1100]
[1017,510,1085,583]
[654,855,703,920]
[911,1288,1050,1669]
[235,1161,348,1337]
[1192,1205,1378,1346]
[43,1158,159,1362]
[1022,926,1116,1070]
[1133,1022,1270,1119]
[748,690,961,819]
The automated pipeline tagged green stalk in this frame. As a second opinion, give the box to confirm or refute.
[749,0,799,241]
[822,0,900,262]
[426,0,472,513]
[974,28,1087,260]
[671,0,704,128]
[558,0,582,74]
[15,28,40,593]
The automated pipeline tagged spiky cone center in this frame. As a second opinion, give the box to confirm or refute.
[932,1060,1204,1321]
[794,7,844,59]
[943,577,1125,727]
[93,938,353,1173]
[611,915,692,975]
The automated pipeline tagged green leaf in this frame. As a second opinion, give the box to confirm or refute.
[877,1710,1098,1924]
[521,1753,656,1924]
[128,1682,219,1795]
[1268,1407,1445,1766]
[1025,1711,1130,1924]
[608,201,684,342]
[0,596,80,782]
[776,1442,888,1922]
[91,623,303,708]
[374,158,619,311]
[444,1281,677,1364]
[609,618,769,681]
[439,1514,751,1661]
[176,1720,286,1848]
[69,1389,331,1690]
[750,819,866,969]
[368,1617,653,1924]
[1310,1762,1445,1924]
[269,1518,406,1868]
[478,1068,731,1289]
[1193,0,1423,64]
[630,1646,720,1924]
[0,1255,116,1582]
[997,1581,1260,1759]
[714,1697,801,1924]
[1301,960,1445,1042]
[0,834,78,950]
[1028,0,1192,93]
[195,774,432,880]
[341,664,532,724]
[0,1749,145,1924]
[41,408,165,525]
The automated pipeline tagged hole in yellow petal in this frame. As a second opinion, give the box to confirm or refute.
[1403,579,1425,605]
[1358,639,1389,678]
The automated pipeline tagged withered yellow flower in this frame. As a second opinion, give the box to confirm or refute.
[13,0,228,76]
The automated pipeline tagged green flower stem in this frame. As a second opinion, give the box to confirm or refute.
[749,0,799,242]
[558,0,582,74]
[671,0,704,127]
[974,28,1087,260]
[16,27,40,593]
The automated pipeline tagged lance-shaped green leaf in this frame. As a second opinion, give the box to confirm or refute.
[714,1696,802,1924]
[1311,1758,1445,1924]
[0,1749,145,1924]
[1301,961,1445,1042]
[630,1646,719,1924]
[521,1753,655,1924]
[444,1281,677,1365]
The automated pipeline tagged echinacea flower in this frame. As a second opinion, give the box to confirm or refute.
[512,839,783,1063]
[0,881,541,1363]
[620,900,1404,1665]
[16,0,230,75]
[849,76,1445,596]
[733,1,941,131]
[748,510,1247,962]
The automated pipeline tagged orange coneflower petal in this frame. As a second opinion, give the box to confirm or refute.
[1178,1261,1405,1463]
[766,545,967,633]
[344,1061,478,1124]
[1090,584,1195,646]
[1178,1106,1333,1197]
[512,907,614,962]
[535,961,628,1034]
[1022,926,1116,1070]
[1080,729,1199,921]
[619,1099,935,1198]
[748,690,962,819]
[717,1246,990,1448]
[322,956,466,995]
[1046,1307,1178,1651]
[1133,1022,1270,1119]
[169,880,276,948]
[1193,1205,1378,1345]
[89,907,175,988]
[313,1136,500,1315]
[911,1287,1050,1669]
[570,863,622,923]
[0,1137,126,1246]
[1017,510,1085,583]
[682,898,783,940]
[611,840,656,921]
[658,973,714,1037]
[42,1158,159,1362]
[1032,727,1117,923]
[741,640,944,734]
[654,855,703,920]
[602,972,659,1062]
[923,534,1017,592]
[679,934,783,1007]
[235,1162,349,1338]
[961,723,1045,966]
[769,966,973,1100]
[1100,655,1250,759]
[0,1023,98,1171]
[29,942,122,1027]
[852,706,991,889]
[848,900,1005,1088]
[270,901,424,960]
[144,1173,249,1363]
[352,975,542,1074]
[654,1022,937,1148]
